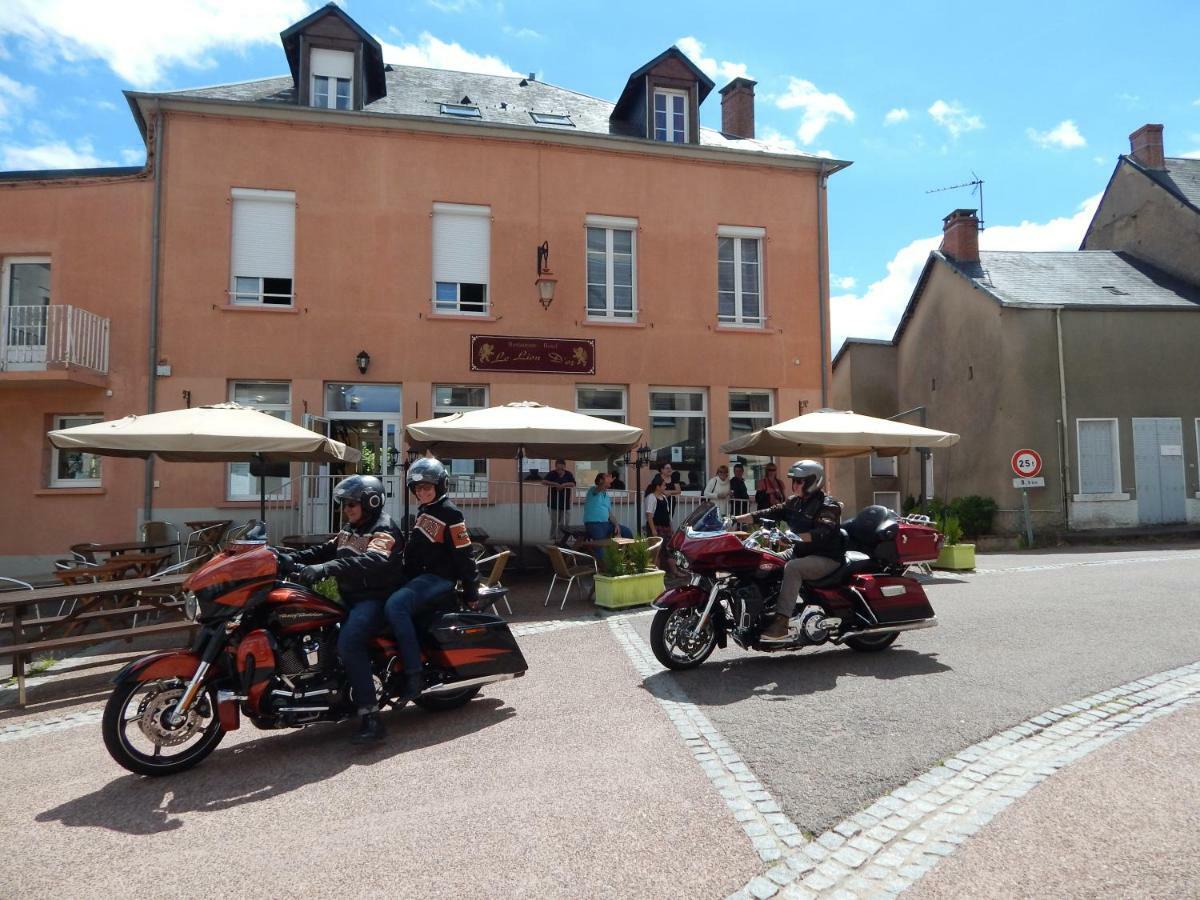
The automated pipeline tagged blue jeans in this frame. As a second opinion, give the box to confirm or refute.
[385,573,453,675]
[584,521,632,540]
[338,598,386,712]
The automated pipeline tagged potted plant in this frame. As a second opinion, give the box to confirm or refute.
[933,511,975,570]
[593,536,666,609]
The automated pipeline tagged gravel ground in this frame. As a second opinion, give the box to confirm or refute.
[910,701,1200,899]
[0,624,760,899]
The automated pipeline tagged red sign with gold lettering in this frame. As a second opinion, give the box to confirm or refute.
[470,335,595,375]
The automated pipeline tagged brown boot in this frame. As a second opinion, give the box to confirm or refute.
[761,613,791,642]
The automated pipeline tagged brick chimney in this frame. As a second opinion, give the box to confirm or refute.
[1129,123,1165,169]
[940,209,979,263]
[719,77,757,139]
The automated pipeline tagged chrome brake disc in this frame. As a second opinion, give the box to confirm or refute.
[136,687,204,747]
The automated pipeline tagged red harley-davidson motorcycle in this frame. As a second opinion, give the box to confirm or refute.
[102,526,527,776]
[648,503,942,669]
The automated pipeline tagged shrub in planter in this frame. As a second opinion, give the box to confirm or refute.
[595,536,665,609]
[949,495,997,539]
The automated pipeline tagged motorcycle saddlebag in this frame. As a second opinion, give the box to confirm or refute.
[875,522,943,565]
[427,612,528,680]
[850,574,934,624]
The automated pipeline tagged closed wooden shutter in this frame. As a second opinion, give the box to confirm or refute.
[433,203,490,286]
[231,189,295,280]
[1078,420,1116,494]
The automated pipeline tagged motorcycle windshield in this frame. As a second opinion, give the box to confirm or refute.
[681,501,723,534]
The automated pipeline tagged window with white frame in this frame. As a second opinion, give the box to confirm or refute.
[650,388,707,493]
[576,385,628,488]
[1077,418,1121,495]
[2,256,51,355]
[652,88,688,143]
[870,452,898,477]
[433,203,490,315]
[873,492,902,513]
[228,382,291,500]
[585,215,636,320]
[310,48,353,110]
[50,415,101,487]
[230,189,295,306]
[718,226,764,327]
[728,389,773,491]
[433,385,488,496]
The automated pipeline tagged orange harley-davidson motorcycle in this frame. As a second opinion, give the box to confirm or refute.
[102,527,527,776]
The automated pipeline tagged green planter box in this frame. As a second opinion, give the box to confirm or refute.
[594,569,666,609]
[934,543,976,570]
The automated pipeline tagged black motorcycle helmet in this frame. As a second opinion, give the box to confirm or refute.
[332,474,386,515]
[787,459,824,493]
[407,457,448,501]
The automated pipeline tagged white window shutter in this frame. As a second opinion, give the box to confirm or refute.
[231,189,295,280]
[1078,420,1115,494]
[310,48,354,78]
[433,205,490,285]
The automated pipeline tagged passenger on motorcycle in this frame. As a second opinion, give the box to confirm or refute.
[283,474,405,744]
[733,459,845,642]
[385,458,480,706]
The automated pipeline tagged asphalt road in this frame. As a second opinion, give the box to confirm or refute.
[632,544,1200,837]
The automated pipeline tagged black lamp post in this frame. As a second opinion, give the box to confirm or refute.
[633,444,652,532]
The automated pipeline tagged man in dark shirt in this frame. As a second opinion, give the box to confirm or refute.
[542,458,576,542]
[729,462,750,516]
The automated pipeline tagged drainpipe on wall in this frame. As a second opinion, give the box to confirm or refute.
[815,161,830,407]
[1055,307,1071,526]
[144,103,165,520]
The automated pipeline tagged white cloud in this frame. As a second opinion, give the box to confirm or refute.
[927,99,983,139]
[1,139,115,170]
[831,194,1101,352]
[1177,149,1200,159]
[426,0,479,11]
[0,72,35,120]
[675,36,749,83]
[776,77,854,144]
[883,108,909,125]
[379,33,520,76]
[502,25,542,40]
[0,0,309,87]
[1027,119,1086,149]
[120,147,145,165]
[833,275,857,290]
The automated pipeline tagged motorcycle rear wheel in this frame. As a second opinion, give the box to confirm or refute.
[650,607,718,670]
[102,679,225,777]
[843,632,899,652]
[413,685,481,711]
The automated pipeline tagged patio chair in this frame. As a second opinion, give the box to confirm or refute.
[70,543,100,564]
[543,545,598,611]
[473,549,513,614]
[141,521,182,563]
[0,576,33,631]
[224,521,256,546]
[182,522,229,561]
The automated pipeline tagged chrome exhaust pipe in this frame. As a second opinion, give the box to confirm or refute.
[422,672,521,694]
[832,618,938,643]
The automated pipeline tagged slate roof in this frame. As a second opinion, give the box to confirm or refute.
[1128,156,1200,213]
[160,65,837,162]
[943,250,1200,310]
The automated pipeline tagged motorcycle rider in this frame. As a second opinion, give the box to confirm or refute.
[733,459,844,642]
[384,458,479,706]
[284,474,405,744]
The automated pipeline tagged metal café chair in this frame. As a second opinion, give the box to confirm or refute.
[141,521,182,564]
[473,549,513,614]
[543,545,598,611]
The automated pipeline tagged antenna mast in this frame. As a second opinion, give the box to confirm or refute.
[925,172,985,230]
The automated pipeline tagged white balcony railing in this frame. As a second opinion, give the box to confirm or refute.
[1,304,110,374]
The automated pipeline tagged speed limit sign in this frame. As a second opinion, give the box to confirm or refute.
[1011,449,1043,478]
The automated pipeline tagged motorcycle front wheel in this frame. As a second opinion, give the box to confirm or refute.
[102,679,225,777]
[650,607,718,670]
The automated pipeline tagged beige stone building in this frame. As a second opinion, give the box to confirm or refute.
[833,124,1200,535]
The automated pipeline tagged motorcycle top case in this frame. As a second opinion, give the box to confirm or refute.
[427,612,528,680]
[850,574,934,624]
[875,522,943,565]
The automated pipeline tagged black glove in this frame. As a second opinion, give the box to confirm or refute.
[277,552,297,572]
[461,581,479,604]
[297,564,326,586]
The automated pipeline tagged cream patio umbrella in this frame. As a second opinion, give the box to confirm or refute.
[48,402,361,520]
[405,401,644,562]
[720,407,959,458]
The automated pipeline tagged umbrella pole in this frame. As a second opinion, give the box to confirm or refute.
[517,449,525,572]
[257,454,267,523]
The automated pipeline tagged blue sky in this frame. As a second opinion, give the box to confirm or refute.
[1,0,1198,353]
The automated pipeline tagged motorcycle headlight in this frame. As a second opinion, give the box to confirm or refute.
[672,550,690,572]
[183,590,199,622]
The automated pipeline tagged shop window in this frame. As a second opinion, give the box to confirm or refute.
[649,388,707,493]
[50,415,101,487]
[433,385,488,495]
[228,381,291,500]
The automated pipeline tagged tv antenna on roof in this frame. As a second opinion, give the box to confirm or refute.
[926,172,984,230]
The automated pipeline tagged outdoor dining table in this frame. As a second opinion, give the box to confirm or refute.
[87,539,181,558]
[0,573,192,707]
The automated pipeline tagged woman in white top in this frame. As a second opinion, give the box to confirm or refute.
[702,464,732,515]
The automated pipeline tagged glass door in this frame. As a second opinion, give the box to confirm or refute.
[2,258,51,369]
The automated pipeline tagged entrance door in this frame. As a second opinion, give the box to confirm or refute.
[1,257,51,369]
[328,415,404,526]
[1132,417,1186,525]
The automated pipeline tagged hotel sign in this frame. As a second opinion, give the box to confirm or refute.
[470,335,595,375]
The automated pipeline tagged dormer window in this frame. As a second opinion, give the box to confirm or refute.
[531,112,574,127]
[441,103,482,118]
[310,48,353,109]
[653,89,688,143]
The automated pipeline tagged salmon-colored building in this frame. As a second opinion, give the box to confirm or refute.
[1,4,848,574]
